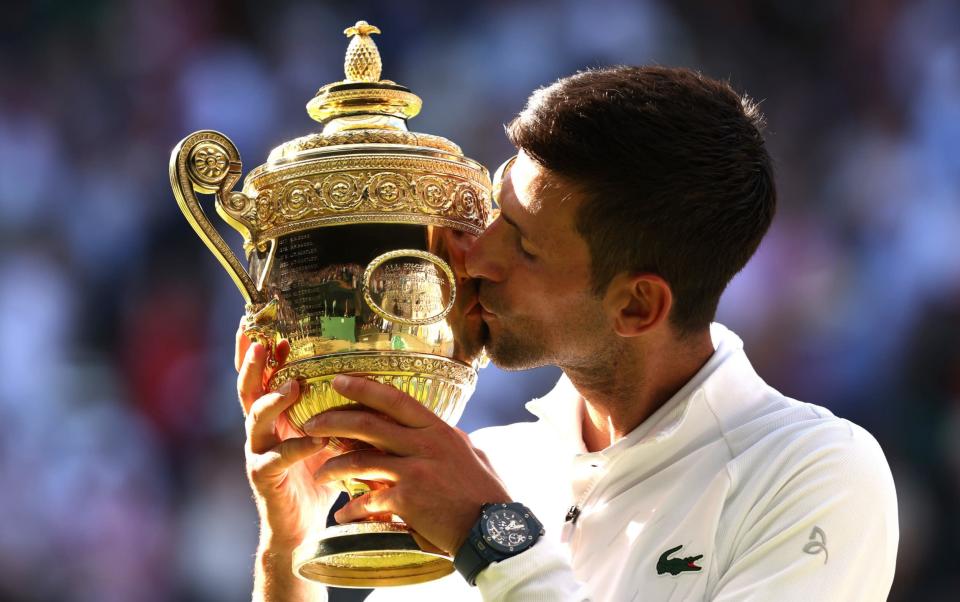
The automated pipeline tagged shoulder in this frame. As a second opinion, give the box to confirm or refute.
[699,348,890,484]
[718,391,894,497]
[711,396,899,599]
[706,379,898,536]
[715,391,898,558]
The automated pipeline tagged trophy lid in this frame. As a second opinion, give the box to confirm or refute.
[305,21,424,128]
[219,21,492,250]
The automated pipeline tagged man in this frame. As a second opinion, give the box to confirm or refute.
[236,66,898,601]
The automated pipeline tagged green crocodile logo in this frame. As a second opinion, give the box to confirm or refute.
[657,545,703,576]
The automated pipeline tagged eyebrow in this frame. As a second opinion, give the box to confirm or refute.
[499,209,527,238]
[495,160,539,245]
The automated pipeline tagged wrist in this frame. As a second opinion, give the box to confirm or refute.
[254,545,322,602]
[255,492,332,550]
[258,523,305,556]
[451,496,511,554]
[450,507,484,554]
[257,545,294,569]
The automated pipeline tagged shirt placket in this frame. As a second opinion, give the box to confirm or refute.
[561,452,610,545]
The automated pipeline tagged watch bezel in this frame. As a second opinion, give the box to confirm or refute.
[456,502,544,586]
[479,503,538,554]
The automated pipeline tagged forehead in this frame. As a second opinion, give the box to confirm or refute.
[499,151,578,241]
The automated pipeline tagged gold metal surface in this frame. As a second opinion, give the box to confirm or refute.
[170,19,491,588]
[307,20,421,127]
[269,130,462,161]
[361,249,456,327]
[294,522,455,587]
[343,21,383,82]
[242,298,280,367]
[230,153,490,244]
[169,131,263,304]
[275,352,476,432]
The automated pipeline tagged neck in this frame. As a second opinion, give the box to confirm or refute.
[565,330,714,453]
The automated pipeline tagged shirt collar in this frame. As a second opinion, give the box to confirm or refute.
[525,323,746,456]
[524,372,587,453]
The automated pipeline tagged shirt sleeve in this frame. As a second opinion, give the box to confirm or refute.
[476,538,591,601]
[710,424,899,602]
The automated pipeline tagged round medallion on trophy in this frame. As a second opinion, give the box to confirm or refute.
[362,249,455,327]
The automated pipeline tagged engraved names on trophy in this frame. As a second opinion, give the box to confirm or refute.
[275,231,362,351]
[367,260,446,322]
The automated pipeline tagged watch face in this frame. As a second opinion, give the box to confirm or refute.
[483,507,533,552]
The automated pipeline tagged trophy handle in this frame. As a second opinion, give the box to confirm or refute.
[169,130,264,305]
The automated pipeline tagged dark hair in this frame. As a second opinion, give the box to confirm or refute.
[506,65,776,335]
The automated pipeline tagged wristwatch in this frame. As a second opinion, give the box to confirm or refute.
[454,502,545,586]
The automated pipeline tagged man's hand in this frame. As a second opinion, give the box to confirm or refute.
[235,324,337,548]
[303,375,511,555]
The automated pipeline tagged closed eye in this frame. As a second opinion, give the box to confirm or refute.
[518,238,537,260]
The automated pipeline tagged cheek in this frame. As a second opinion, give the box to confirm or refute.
[541,270,598,319]
[506,270,564,315]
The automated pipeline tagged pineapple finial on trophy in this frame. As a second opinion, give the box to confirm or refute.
[306,20,421,128]
[343,20,382,82]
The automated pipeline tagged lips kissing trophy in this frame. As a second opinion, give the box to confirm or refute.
[169,21,492,587]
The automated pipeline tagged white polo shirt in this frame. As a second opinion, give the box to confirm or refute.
[368,324,898,601]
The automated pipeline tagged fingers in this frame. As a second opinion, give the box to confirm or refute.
[334,487,396,524]
[263,339,291,385]
[302,409,422,456]
[409,531,446,556]
[313,449,407,484]
[331,375,437,428]
[474,446,496,471]
[237,342,268,414]
[249,435,329,483]
[234,318,250,373]
[276,339,291,364]
[247,379,301,454]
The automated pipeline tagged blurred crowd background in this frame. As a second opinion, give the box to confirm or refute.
[1,0,958,600]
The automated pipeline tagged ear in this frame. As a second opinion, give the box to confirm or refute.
[602,273,673,337]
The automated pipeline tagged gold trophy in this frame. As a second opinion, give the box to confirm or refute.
[169,21,491,587]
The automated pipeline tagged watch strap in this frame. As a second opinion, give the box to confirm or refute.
[453,527,490,586]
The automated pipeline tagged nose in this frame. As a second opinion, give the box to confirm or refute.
[465,217,506,282]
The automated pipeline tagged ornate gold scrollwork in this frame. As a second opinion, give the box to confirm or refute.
[169,130,263,305]
[280,179,318,220]
[415,175,453,213]
[240,156,491,240]
[275,352,476,385]
[320,173,363,211]
[187,142,230,190]
[367,172,411,211]
[453,182,481,220]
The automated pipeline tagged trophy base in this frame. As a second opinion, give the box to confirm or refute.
[293,521,454,587]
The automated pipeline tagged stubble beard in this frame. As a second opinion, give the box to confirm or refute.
[482,315,553,371]
[483,301,620,386]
